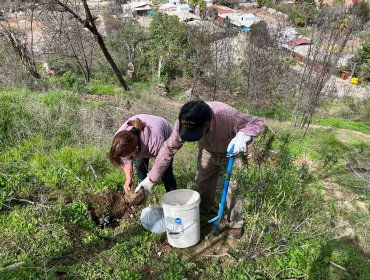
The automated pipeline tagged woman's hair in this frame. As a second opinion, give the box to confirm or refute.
[109,118,146,166]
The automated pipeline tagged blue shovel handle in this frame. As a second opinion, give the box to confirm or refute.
[208,145,235,235]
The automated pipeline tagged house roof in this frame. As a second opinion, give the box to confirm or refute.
[159,3,176,10]
[135,5,152,11]
[122,2,152,10]
[218,12,260,28]
[288,38,312,47]
[218,12,238,19]
[164,11,200,22]
[240,13,258,19]
[186,20,223,33]
[177,4,191,10]
[210,5,237,14]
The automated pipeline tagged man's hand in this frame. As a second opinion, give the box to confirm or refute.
[227,131,252,156]
[135,177,155,196]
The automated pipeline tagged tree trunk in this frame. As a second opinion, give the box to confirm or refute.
[94,32,129,90]
[1,29,40,79]
[82,0,129,90]
[55,0,130,90]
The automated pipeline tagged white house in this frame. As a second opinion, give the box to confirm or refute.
[218,12,260,31]
[169,0,180,6]
[239,13,260,28]
[159,0,180,11]
[177,4,191,14]
[121,1,153,16]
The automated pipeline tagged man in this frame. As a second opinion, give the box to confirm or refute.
[135,100,264,239]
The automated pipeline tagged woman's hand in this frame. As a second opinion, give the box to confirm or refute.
[122,163,134,193]
[123,180,133,192]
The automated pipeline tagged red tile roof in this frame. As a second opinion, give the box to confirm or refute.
[288,38,312,47]
[210,5,237,14]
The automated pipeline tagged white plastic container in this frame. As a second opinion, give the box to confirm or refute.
[161,189,201,248]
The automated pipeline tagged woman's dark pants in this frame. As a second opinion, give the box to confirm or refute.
[134,157,176,192]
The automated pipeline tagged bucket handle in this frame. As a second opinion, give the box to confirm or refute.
[167,219,197,235]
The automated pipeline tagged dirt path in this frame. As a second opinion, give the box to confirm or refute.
[309,124,370,140]
[292,64,370,100]
[268,120,370,140]
[323,179,370,255]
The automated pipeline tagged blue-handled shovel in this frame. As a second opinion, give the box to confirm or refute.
[208,145,235,235]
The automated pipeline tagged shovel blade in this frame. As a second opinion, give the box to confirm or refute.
[213,221,220,235]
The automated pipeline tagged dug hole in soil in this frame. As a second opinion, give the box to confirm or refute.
[86,189,146,228]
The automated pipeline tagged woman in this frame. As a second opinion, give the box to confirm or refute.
[109,114,176,193]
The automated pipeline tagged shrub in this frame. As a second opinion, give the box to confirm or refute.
[58,71,85,91]
[0,207,72,266]
[234,134,327,277]
[56,201,94,230]
[85,82,116,95]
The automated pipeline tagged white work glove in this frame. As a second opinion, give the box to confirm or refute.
[135,177,155,196]
[227,131,252,156]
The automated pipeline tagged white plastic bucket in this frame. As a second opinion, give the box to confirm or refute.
[161,189,201,248]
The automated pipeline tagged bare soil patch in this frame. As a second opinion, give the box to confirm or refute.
[323,180,369,214]
[323,180,370,254]
[86,188,145,228]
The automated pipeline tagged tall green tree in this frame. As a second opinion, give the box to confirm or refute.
[189,0,205,8]
[106,19,150,81]
[149,14,193,85]
[353,41,370,82]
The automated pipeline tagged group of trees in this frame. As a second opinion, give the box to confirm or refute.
[258,0,369,28]
[257,0,319,26]
[292,3,365,134]
[0,0,130,90]
[0,0,369,132]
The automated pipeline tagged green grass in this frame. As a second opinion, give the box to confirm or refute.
[1,89,370,279]
[84,83,117,95]
[295,27,311,37]
[127,80,151,92]
[316,117,370,134]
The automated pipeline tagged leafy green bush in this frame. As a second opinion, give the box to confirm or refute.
[234,134,327,277]
[257,103,292,121]
[58,71,85,91]
[0,207,72,267]
[57,201,95,230]
[148,14,193,85]
[85,83,116,95]
[352,41,370,83]
[0,136,123,208]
